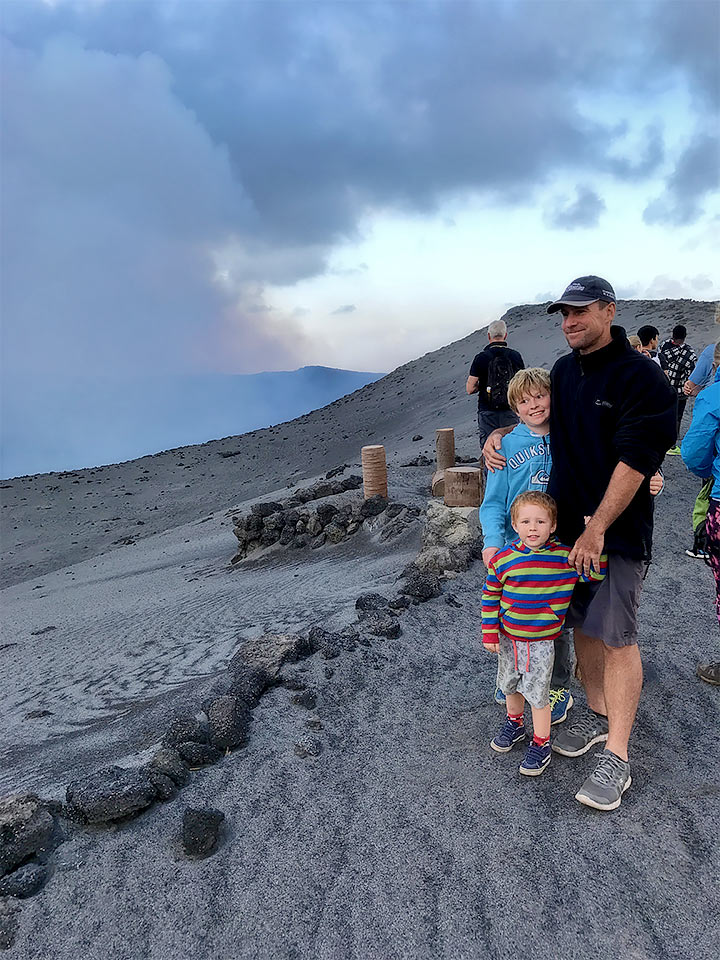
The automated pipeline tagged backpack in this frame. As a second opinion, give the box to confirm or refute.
[690,478,713,562]
[486,350,516,411]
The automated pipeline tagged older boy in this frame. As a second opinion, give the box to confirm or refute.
[479,368,573,724]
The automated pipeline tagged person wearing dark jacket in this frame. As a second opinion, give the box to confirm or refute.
[466,319,524,471]
[484,276,677,811]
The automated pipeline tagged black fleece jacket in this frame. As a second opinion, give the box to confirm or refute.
[547,328,677,561]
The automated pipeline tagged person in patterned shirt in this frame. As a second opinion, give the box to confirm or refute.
[659,324,697,454]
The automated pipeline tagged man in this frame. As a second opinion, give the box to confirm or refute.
[658,324,697,454]
[637,324,661,364]
[466,319,524,472]
[484,276,676,811]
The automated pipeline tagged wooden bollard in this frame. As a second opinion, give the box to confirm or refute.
[444,466,483,507]
[436,428,455,472]
[361,445,388,499]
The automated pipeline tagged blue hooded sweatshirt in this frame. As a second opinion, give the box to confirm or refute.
[479,423,552,552]
[681,366,720,499]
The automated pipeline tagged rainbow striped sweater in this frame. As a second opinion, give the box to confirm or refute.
[482,537,607,645]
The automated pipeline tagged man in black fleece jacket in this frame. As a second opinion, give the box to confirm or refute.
[484,276,676,811]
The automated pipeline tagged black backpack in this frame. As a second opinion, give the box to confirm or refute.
[486,350,516,411]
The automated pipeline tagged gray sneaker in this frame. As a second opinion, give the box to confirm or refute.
[575,750,632,811]
[551,709,609,757]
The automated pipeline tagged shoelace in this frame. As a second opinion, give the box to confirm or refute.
[567,711,606,739]
[549,688,569,709]
[590,751,628,786]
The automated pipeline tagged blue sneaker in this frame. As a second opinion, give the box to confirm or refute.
[491,717,526,753]
[550,688,574,725]
[519,740,551,776]
[494,686,506,705]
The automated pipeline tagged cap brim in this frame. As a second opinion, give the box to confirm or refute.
[547,298,599,314]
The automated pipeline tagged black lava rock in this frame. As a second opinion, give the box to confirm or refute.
[385,503,408,519]
[182,808,224,857]
[412,434,423,441]
[66,766,156,824]
[0,898,20,950]
[316,503,338,524]
[207,696,250,750]
[227,663,275,707]
[163,714,209,748]
[325,464,348,479]
[363,616,402,639]
[0,862,48,899]
[148,748,189,787]
[250,501,283,518]
[176,742,223,767]
[146,770,177,802]
[340,475,363,491]
[360,495,388,518]
[399,571,442,601]
[0,796,55,877]
[355,593,391,616]
[294,737,323,758]
[291,689,317,710]
[389,595,411,610]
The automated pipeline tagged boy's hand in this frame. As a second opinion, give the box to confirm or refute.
[482,547,498,568]
[482,641,499,654]
[482,430,507,472]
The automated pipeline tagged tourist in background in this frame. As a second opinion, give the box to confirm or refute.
[681,343,720,685]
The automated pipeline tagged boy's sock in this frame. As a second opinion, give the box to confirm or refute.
[533,733,550,747]
[507,712,524,726]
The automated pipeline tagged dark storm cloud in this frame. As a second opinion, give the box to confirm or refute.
[1,0,718,381]
[544,185,606,230]
[643,131,720,226]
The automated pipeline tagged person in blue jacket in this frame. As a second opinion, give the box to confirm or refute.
[479,367,573,725]
[681,346,720,685]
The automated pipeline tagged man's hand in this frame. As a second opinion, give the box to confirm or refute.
[482,430,507,472]
[683,380,699,397]
[569,519,605,578]
[482,547,498,568]
[482,641,499,654]
[649,471,664,496]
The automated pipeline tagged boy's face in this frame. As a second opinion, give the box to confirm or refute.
[512,505,556,548]
[515,388,550,429]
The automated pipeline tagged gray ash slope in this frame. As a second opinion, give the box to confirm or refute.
[1,298,719,960]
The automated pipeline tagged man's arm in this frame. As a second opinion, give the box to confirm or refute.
[466,375,479,395]
[568,462,645,576]
[482,425,515,471]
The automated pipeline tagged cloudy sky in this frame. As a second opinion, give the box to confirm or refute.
[2,0,719,379]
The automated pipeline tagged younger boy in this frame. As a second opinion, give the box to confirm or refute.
[482,492,606,776]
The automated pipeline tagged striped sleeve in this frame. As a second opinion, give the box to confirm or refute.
[481,557,504,643]
[578,553,608,583]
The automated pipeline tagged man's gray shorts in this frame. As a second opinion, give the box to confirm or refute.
[496,634,554,709]
[565,554,646,647]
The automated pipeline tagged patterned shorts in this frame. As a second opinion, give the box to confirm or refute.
[496,634,554,710]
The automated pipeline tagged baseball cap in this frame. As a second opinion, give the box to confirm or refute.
[547,276,616,314]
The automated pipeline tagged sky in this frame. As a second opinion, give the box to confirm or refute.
[1,0,719,380]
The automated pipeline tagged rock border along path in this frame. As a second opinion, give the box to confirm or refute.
[0,490,482,949]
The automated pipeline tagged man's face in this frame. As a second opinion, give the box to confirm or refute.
[648,335,658,351]
[559,301,615,353]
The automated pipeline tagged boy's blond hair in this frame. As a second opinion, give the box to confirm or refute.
[507,367,551,413]
[510,491,557,526]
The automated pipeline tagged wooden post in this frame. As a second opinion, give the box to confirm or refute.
[361,445,388,499]
[444,466,482,507]
[435,428,455,472]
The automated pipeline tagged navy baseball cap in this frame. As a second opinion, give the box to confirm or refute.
[547,276,616,314]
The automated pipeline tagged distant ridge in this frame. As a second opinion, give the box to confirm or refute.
[0,365,385,478]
